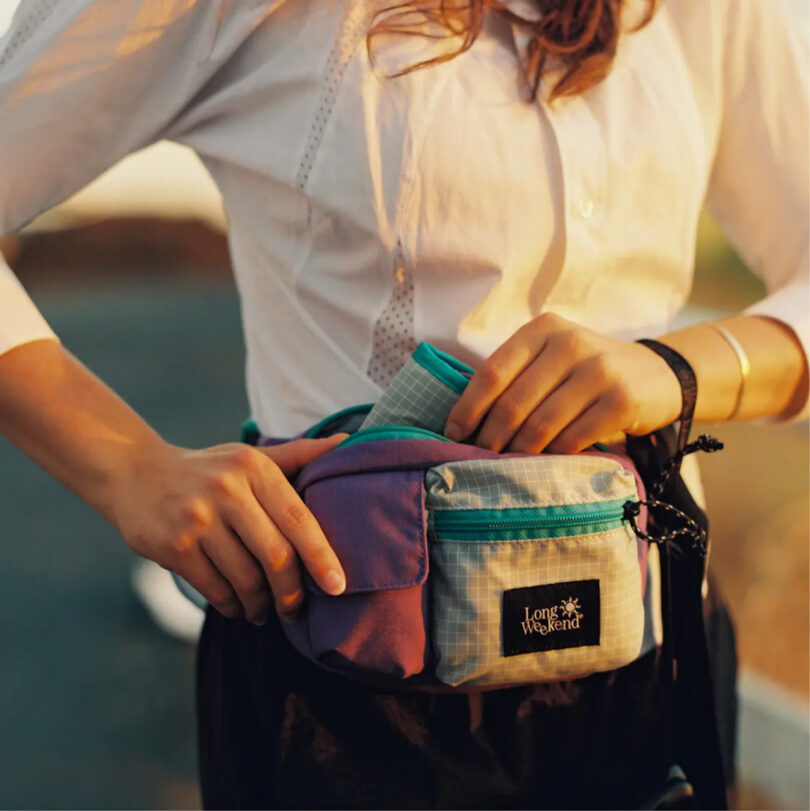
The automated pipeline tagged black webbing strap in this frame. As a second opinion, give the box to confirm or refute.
[627,339,728,809]
[636,338,698,461]
[628,339,723,554]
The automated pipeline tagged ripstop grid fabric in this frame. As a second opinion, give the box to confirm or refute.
[425,456,639,510]
[429,526,645,686]
[356,342,657,685]
[359,354,459,432]
[425,456,645,686]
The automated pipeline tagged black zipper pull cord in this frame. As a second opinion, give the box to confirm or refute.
[648,433,724,498]
[622,434,723,556]
[623,497,707,556]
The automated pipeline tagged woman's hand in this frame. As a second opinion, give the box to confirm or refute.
[0,340,348,627]
[444,312,682,454]
[109,434,348,625]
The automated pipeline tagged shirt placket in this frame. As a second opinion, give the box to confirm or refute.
[540,89,609,309]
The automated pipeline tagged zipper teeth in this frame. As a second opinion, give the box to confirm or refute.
[363,426,443,438]
[340,425,450,445]
[432,506,623,532]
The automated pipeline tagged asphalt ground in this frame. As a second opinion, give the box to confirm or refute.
[0,279,248,809]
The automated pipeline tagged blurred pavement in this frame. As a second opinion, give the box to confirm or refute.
[0,279,247,809]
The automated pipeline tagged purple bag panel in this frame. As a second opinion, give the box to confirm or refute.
[301,469,430,678]
[284,439,503,680]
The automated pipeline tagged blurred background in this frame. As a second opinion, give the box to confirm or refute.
[0,1,808,809]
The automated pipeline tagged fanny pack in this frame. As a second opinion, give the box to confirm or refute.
[179,339,730,807]
[238,342,715,693]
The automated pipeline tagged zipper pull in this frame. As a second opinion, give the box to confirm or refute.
[622,498,708,557]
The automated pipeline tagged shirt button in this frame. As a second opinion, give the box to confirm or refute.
[576,198,595,219]
[394,265,406,285]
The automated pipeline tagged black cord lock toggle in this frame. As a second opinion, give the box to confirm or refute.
[623,497,708,557]
[648,433,724,498]
[622,433,724,557]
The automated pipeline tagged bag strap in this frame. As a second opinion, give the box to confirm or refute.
[635,338,697,458]
[627,340,728,809]
[627,340,723,552]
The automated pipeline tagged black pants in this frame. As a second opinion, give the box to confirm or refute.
[195,598,737,810]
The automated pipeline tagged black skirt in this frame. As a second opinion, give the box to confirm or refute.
[195,593,737,810]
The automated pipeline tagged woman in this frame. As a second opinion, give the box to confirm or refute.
[0,0,807,807]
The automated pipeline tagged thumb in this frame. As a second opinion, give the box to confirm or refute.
[254,433,349,475]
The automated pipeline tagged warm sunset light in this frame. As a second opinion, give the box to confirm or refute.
[0,1,807,809]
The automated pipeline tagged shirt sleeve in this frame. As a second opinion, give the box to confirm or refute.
[0,0,230,357]
[705,0,810,422]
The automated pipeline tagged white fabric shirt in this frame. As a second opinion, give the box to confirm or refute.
[1,0,808,441]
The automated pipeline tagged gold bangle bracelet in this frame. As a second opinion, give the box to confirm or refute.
[709,323,751,420]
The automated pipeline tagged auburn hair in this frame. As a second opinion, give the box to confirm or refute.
[367,0,657,102]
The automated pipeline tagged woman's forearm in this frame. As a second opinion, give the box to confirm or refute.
[0,337,349,623]
[0,338,168,522]
[656,314,809,423]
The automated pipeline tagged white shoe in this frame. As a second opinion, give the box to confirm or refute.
[131,559,205,644]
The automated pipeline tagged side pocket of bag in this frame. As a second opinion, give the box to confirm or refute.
[299,467,430,679]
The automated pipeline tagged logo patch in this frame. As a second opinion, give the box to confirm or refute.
[502,580,600,656]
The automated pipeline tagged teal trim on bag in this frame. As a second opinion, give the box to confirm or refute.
[431,498,629,541]
[241,417,260,444]
[336,424,452,449]
[412,342,475,395]
[305,403,375,439]
[593,442,611,453]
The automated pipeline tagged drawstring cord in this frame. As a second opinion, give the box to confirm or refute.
[647,434,724,498]
[623,498,705,557]
[623,434,724,556]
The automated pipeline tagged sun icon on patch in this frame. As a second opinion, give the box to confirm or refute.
[560,597,583,620]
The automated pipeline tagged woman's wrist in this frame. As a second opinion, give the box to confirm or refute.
[89,431,177,528]
[653,314,809,423]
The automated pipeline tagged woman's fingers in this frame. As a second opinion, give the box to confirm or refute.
[507,365,604,454]
[442,313,649,454]
[199,523,274,624]
[221,489,306,618]
[541,396,626,455]
[474,350,573,452]
[257,434,348,476]
[113,435,350,625]
[249,455,347,597]
[197,436,346,621]
[445,322,550,441]
[174,546,242,619]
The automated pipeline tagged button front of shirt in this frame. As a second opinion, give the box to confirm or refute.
[0,0,808,436]
[575,198,595,220]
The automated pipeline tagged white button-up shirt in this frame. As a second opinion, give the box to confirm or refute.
[1,0,808,438]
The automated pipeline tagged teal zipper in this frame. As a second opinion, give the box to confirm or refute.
[305,403,375,439]
[336,424,452,449]
[337,424,618,455]
[431,498,629,541]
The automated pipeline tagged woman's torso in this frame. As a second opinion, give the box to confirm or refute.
[165,0,721,440]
